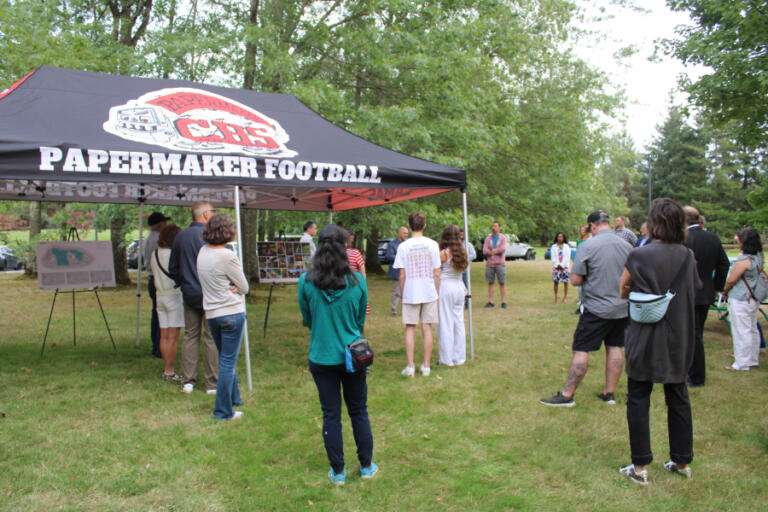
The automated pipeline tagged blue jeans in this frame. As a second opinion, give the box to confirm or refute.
[208,313,245,420]
[309,361,373,474]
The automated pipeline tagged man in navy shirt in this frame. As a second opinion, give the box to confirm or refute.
[169,201,218,394]
[386,226,409,315]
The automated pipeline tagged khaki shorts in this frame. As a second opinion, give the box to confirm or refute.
[402,301,438,325]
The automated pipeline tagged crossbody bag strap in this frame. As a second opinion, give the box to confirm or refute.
[740,255,759,302]
[154,249,174,280]
[668,251,692,294]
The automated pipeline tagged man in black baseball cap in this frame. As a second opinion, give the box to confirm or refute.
[146,212,171,358]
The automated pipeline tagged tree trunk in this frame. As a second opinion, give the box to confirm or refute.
[243,0,260,90]
[111,216,131,284]
[258,210,267,241]
[241,209,259,280]
[25,200,42,275]
[365,226,383,274]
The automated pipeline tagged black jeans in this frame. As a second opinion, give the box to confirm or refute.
[688,304,709,385]
[626,378,693,466]
[148,275,160,355]
[309,361,373,474]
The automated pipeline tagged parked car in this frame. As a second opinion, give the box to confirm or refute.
[378,238,395,265]
[544,241,577,261]
[505,235,536,260]
[126,239,145,269]
[0,245,23,270]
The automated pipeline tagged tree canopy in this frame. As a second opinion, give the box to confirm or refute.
[665,0,768,150]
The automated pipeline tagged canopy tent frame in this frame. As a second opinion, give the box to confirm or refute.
[0,66,473,390]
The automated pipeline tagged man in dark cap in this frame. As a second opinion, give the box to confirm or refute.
[145,211,170,358]
[540,210,631,407]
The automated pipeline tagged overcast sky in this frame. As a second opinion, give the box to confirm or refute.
[575,0,707,150]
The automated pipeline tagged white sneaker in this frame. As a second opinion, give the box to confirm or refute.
[231,411,243,420]
[401,365,415,377]
[181,383,194,394]
[206,389,217,395]
[419,365,431,377]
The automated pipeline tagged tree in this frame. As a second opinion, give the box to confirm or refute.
[665,0,768,149]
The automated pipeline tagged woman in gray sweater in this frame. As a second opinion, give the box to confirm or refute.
[197,213,249,420]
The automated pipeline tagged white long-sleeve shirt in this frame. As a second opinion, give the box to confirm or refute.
[197,246,249,319]
[550,244,571,269]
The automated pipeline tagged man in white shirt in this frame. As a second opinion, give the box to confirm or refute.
[393,212,441,377]
[300,221,317,258]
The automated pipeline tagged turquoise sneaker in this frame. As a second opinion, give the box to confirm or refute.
[328,468,346,485]
[360,462,379,480]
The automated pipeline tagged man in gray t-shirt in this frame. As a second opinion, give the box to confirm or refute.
[540,210,631,407]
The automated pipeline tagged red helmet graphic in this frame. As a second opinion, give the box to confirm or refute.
[104,88,297,157]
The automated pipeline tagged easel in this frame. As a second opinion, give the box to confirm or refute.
[262,230,285,338]
[40,227,117,357]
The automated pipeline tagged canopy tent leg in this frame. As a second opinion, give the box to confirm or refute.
[462,191,474,360]
[135,198,144,347]
[235,186,253,391]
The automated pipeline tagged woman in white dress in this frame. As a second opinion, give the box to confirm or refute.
[150,224,184,381]
[438,224,469,367]
[550,232,571,304]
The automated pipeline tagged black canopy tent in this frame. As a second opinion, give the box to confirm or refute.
[0,66,475,386]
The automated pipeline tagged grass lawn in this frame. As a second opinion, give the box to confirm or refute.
[1,259,766,511]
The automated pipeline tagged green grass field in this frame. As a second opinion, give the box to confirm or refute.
[1,259,766,511]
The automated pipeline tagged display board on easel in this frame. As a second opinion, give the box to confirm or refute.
[256,241,311,283]
[36,241,116,289]
[36,237,116,357]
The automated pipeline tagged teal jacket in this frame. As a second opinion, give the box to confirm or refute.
[298,272,368,365]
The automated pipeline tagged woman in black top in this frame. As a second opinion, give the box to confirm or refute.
[618,198,701,485]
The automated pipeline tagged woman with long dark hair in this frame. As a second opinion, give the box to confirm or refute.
[550,232,571,303]
[197,213,249,420]
[437,224,468,366]
[618,198,700,485]
[722,227,764,371]
[298,224,377,485]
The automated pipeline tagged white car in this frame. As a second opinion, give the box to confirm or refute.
[505,235,536,261]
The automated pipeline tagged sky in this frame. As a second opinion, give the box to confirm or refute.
[575,0,707,150]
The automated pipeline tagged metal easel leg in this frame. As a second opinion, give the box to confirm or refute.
[94,288,117,351]
[41,288,60,358]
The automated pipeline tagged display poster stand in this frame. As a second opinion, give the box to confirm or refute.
[39,228,116,357]
[262,231,284,338]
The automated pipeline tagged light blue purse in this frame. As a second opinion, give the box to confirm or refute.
[628,252,691,324]
[628,291,675,323]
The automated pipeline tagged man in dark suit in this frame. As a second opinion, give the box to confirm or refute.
[683,206,730,387]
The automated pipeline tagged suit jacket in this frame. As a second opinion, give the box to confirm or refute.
[683,226,729,305]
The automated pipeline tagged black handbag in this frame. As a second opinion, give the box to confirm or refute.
[345,338,374,372]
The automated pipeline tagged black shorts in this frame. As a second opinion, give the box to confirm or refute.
[572,310,627,352]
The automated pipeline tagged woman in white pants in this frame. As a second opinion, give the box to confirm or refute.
[438,225,469,366]
[722,227,764,371]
